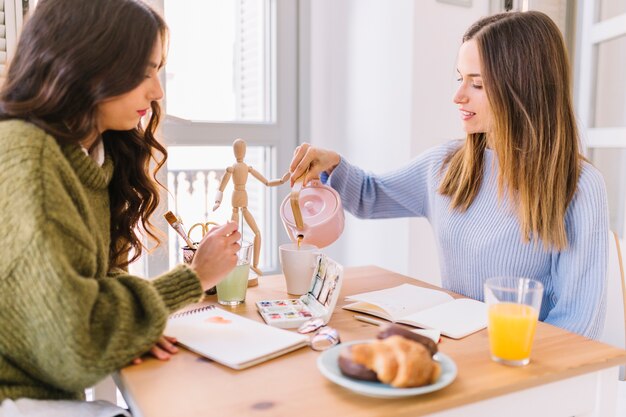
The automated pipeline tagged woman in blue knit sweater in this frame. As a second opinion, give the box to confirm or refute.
[289,11,609,339]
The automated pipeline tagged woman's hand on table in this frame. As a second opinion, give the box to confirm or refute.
[132,335,179,365]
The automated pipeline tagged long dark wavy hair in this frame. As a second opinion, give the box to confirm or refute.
[0,0,169,268]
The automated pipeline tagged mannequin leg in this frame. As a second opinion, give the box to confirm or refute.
[241,208,262,276]
[231,207,239,225]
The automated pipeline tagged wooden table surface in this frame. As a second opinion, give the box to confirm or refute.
[117,266,626,417]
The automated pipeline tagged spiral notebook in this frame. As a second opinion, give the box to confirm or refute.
[165,304,309,370]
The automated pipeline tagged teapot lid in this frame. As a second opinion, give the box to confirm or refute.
[281,185,340,227]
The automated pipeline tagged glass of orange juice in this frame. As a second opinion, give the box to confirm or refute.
[484,277,544,366]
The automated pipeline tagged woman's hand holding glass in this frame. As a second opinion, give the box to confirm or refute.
[289,143,341,186]
[191,221,241,292]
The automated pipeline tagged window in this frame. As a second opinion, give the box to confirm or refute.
[0,0,23,85]
[143,0,298,277]
[576,0,626,236]
[164,0,271,122]
[165,145,271,269]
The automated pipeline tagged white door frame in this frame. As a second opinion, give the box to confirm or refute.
[576,2,626,150]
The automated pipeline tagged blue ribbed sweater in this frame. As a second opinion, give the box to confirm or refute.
[326,141,609,339]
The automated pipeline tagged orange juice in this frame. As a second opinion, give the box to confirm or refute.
[488,302,539,362]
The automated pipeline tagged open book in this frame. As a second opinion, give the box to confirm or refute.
[165,304,308,370]
[343,284,487,339]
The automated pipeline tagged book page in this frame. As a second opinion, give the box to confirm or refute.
[397,298,487,339]
[165,305,308,369]
[344,284,454,320]
[343,302,394,321]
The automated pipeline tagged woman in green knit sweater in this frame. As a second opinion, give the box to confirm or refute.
[0,0,241,413]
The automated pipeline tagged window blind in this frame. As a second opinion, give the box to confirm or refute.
[234,0,267,121]
[0,0,23,84]
[234,0,271,252]
[0,1,7,76]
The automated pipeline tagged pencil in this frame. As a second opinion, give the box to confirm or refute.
[353,315,388,327]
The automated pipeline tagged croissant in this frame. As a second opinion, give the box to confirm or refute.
[339,335,441,388]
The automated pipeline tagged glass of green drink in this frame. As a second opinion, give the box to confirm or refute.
[216,241,253,306]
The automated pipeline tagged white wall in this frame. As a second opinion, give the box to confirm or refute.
[408,1,490,285]
[307,0,489,283]
[308,0,414,273]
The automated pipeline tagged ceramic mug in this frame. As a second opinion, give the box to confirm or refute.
[279,243,320,295]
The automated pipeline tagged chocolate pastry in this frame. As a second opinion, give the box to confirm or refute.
[377,324,438,357]
[338,349,379,382]
[338,325,441,388]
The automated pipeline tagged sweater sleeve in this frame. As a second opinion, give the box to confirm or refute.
[326,144,453,219]
[544,165,609,339]
[0,222,203,393]
[0,124,204,394]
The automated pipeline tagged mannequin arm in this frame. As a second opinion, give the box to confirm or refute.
[213,167,233,211]
[249,167,289,187]
[217,167,233,192]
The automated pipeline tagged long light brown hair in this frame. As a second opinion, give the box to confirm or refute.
[0,0,169,268]
[439,11,581,250]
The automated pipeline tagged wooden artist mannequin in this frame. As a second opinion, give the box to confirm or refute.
[213,138,289,276]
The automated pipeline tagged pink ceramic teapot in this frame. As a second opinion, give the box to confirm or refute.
[280,177,344,248]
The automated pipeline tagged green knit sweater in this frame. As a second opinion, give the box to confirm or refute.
[0,120,204,401]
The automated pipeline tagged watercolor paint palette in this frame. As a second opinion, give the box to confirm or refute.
[256,254,343,329]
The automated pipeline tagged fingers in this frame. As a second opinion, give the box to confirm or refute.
[192,220,243,289]
[158,335,178,354]
[289,143,310,172]
[131,335,179,365]
[290,144,312,186]
[198,221,241,263]
[291,145,341,186]
[304,165,322,186]
[150,345,172,361]
[203,221,239,241]
[221,222,242,246]
[290,146,315,186]
[220,220,239,236]
[150,335,181,360]
[227,231,242,246]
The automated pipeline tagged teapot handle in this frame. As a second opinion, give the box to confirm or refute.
[290,174,305,231]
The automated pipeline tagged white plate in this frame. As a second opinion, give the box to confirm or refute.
[317,340,457,398]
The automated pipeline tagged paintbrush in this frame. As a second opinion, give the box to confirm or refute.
[164,211,197,249]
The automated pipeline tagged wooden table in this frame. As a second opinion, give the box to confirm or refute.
[116,266,626,417]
